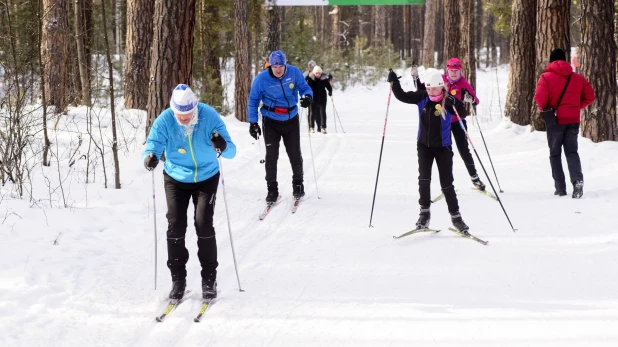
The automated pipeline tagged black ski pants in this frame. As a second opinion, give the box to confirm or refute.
[450,119,477,177]
[163,171,219,282]
[263,116,304,192]
[309,102,327,130]
[417,143,459,214]
[547,123,583,191]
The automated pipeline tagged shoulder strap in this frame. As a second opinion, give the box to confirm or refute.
[556,74,572,107]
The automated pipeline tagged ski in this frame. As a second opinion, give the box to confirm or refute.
[393,228,440,239]
[155,290,191,322]
[193,298,216,323]
[448,227,488,245]
[259,196,282,220]
[472,187,498,201]
[291,198,301,214]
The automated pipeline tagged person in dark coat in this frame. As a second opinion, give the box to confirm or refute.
[534,48,595,198]
[305,65,333,134]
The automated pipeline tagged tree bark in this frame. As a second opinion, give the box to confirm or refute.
[199,1,223,109]
[234,0,251,122]
[460,0,475,90]
[475,0,483,68]
[74,0,90,106]
[410,4,423,64]
[531,0,570,131]
[505,0,536,126]
[579,0,616,142]
[266,4,280,54]
[374,6,386,47]
[443,0,460,61]
[124,0,154,110]
[332,5,340,48]
[422,0,436,67]
[146,0,196,135]
[101,0,120,188]
[41,0,69,113]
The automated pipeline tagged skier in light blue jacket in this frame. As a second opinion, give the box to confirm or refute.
[143,84,236,301]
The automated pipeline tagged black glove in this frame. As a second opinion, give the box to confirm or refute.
[387,69,401,83]
[328,91,332,96]
[144,153,159,171]
[445,95,457,107]
[211,133,227,153]
[249,122,261,140]
[328,74,333,81]
[300,95,312,108]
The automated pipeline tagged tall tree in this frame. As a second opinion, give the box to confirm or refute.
[410,4,423,64]
[374,6,386,46]
[460,0,476,90]
[475,0,483,68]
[234,0,251,122]
[443,0,460,61]
[579,0,616,142]
[196,0,223,109]
[332,5,340,48]
[124,0,154,109]
[41,0,70,113]
[504,0,536,126]
[146,0,196,134]
[422,0,436,67]
[531,0,570,131]
[435,0,445,66]
[265,4,280,53]
[74,0,90,106]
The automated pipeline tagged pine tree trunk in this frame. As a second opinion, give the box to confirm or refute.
[234,0,251,123]
[505,0,536,126]
[74,0,90,106]
[124,0,154,110]
[475,0,483,68]
[332,5,340,48]
[146,0,196,135]
[460,0,475,90]
[410,5,423,64]
[115,0,122,55]
[531,0,570,131]
[422,0,436,67]
[41,0,69,113]
[579,0,616,142]
[374,6,386,46]
[266,5,280,53]
[443,0,460,61]
[82,0,93,86]
[200,3,223,109]
[435,0,445,65]
[499,33,510,64]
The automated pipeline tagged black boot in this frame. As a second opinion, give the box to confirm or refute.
[293,183,305,199]
[169,279,186,300]
[572,181,583,199]
[450,212,469,233]
[202,278,217,300]
[415,206,431,229]
[471,175,486,191]
[554,190,567,197]
[266,181,279,203]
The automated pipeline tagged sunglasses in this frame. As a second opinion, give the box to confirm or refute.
[448,63,461,68]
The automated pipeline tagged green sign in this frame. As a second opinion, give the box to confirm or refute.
[266,0,424,5]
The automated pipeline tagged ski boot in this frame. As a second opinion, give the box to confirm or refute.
[266,182,279,204]
[169,279,186,300]
[293,184,305,200]
[471,174,486,191]
[202,278,217,300]
[450,212,470,233]
[554,190,567,197]
[572,181,584,199]
[415,206,431,230]
[322,128,327,134]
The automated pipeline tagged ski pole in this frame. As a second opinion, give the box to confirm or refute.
[464,93,503,192]
[330,96,346,133]
[450,106,516,233]
[212,131,244,292]
[302,108,321,199]
[369,78,394,228]
[152,168,157,290]
[332,98,339,133]
[257,135,265,164]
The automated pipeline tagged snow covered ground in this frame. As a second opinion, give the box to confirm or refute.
[1,67,617,347]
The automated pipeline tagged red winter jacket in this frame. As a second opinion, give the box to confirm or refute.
[534,61,595,125]
[442,74,480,123]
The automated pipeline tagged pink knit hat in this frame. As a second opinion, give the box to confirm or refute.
[446,57,462,70]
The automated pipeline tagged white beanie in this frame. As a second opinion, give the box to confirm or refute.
[170,84,198,114]
[425,72,445,88]
[308,60,316,68]
[313,66,323,74]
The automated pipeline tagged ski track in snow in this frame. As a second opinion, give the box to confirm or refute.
[1,67,618,346]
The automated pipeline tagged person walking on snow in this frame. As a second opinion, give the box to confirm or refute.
[143,84,237,301]
[387,69,470,233]
[248,50,314,203]
[534,48,595,198]
[305,65,333,134]
[440,57,486,191]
